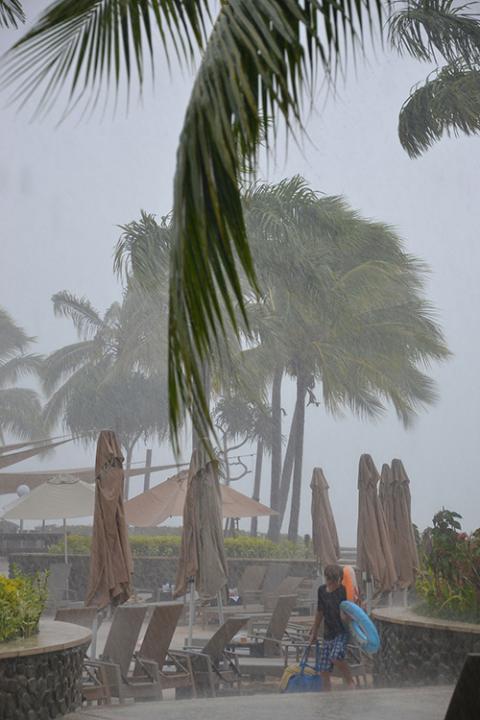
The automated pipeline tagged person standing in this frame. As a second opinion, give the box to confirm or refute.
[308,564,355,690]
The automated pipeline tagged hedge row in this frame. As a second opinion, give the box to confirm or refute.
[50,534,312,559]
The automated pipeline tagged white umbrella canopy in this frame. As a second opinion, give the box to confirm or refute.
[2,476,95,568]
[2,476,95,521]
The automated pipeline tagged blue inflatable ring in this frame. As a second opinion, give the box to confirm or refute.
[340,600,380,654]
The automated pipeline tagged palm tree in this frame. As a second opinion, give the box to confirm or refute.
[0,1,392,448]
[0,307,43,442]
[244,177,450,541]
[0,1,24,28]
[43,290,169,484]
[389,0,480,156]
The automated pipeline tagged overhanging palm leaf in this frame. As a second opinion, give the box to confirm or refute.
[0,0,24,29]
[169,0,385,448]
[389,0,480,66]
[1,0,386,451]
[390,1,480,156]
[1,1,209,117]
[399,63,480,156]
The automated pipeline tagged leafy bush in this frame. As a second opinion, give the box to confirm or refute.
[0,570,48,643]
[416,510,480,623]
[49,534,312,559]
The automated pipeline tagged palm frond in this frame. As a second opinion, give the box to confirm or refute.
[42,340,96,394]
[0,387,43,439]
[0,0,25,29]
[399,63,480,156]
[0,306,32,358]
[52,290,103,338]
[389,0,480,66]
[0,0,209,118]
[0,353,43,388]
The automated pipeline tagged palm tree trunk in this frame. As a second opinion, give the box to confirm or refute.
[267,365,283,540]
[124,444,133,500]
[250,438,264,537]
[287,372,307,542]
[277,403,299,525]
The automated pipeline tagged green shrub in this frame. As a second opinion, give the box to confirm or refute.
[0,570,48,643]
[416,510,480,623]
[49,534,312,559]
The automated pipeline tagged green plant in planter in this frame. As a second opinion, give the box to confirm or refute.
[416,510,480,623]
[0,569,48,643]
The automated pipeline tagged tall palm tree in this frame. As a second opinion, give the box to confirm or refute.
[43,290,169,479]
[389,0,480,156]
[0,307,43,442]
[244,177,450,541]
[0,0,390,448]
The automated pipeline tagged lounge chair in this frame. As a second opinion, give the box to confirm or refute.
[263,576,306,611]
[238,642,368,685]
[237,565,267,605]
[82,604,148,703]
[130,603,196,699]
[43,563,71,614]
[55,606,103,658]
[176,616,249,697]
[231,594,298,658]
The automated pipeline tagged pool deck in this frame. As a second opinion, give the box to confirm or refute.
[66,686,453,720]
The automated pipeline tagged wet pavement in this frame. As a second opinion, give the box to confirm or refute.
[67,685,453,720]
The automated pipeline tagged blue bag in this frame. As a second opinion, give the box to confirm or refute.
[282,643,323,693]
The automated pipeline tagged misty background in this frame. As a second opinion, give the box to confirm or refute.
[1,3,479,544]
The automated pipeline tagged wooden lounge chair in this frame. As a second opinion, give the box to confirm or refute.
[130,603,196,699]
[82,604,148,703]
[237,565,267,605]
[231,594,298,658]
[263,576,306,611]
[177,616,249,697]
[238,643,368,686]
[43,563,71,614]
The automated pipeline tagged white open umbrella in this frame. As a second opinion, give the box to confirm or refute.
[2,475,95,564]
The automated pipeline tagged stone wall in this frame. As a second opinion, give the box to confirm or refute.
[0,642,88,719]
[10,554,317,601]
[373,609,480,687]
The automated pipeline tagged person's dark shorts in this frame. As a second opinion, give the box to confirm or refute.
[318,632,348,672]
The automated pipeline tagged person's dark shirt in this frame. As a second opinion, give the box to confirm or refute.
[317,584,347,640]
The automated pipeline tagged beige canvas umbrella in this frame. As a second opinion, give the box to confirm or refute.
[379,463,395,544]
[356,454,397,596]
[310,468,340,568]
[390,459,419,589]
[85,431,133,609]
[124,469,277,526]
[2,475,95,564]
[174,451,228,644]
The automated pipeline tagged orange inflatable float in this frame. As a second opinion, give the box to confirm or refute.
[342,565,359,603]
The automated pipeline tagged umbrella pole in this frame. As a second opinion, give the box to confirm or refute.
[216,590,224,626]
[187,577,195,647]
[63,518,69,597]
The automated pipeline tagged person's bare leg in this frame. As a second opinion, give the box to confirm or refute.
[320,671,332,691]
[333,659,355,689]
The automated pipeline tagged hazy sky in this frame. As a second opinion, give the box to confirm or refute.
[1,4,479,544]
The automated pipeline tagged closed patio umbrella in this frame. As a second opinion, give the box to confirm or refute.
[85,431,133,609]
[125,469,277,526]
[379,463,395,544]
[174,450,228,644]
[310,468,340,568]
[356,454,397,598]
[390,459,419,590]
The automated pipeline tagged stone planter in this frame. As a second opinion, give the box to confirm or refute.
[372,606,480,687]
[0,620,91,719]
